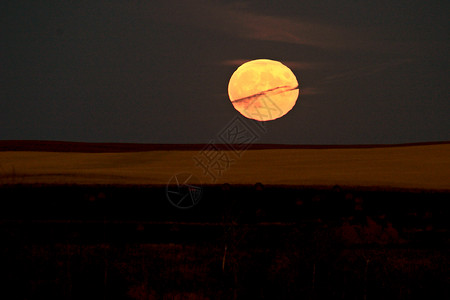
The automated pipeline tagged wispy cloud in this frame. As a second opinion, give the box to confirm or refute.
[322,59,414,83]
[150,0,362,49]
[282,61,326,71]
[149,1,417,99]
[221,59,324,70]
[220,59,252,67]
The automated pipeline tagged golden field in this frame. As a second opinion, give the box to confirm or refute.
[0,143,449,190]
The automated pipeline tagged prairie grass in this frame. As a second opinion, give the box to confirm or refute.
[0,144,448,190]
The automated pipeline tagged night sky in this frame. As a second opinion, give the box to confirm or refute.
[2,1,449,144]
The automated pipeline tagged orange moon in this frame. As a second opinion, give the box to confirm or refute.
[228,59,299,121]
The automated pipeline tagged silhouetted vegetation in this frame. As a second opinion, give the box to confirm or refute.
[0,184,449,299]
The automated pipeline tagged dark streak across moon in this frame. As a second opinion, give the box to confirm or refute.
[230,85,299,104]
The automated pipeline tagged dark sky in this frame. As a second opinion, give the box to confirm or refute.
[1,0,449,144]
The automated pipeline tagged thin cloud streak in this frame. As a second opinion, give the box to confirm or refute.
[300,87,322,96]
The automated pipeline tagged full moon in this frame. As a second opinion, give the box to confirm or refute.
[228,59,299,121]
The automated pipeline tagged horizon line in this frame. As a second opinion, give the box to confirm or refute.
[0,140,449,153]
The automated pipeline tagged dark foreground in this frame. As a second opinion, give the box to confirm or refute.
[1,184,449,299]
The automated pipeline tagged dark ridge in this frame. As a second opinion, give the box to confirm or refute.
[0,140,449,153]
[0,183,448,194]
